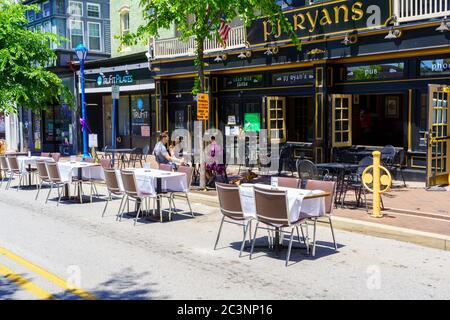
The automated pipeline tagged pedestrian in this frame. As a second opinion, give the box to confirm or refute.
[205,136,226,186]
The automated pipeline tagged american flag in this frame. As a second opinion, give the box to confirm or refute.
[218,18,231,48]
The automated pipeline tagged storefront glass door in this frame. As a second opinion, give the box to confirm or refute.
[103,96,112,147]
[427,84,450,187]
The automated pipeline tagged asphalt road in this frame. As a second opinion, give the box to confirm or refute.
[0,184,449,300]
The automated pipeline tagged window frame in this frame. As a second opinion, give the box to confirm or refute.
[42,1,51,17]
[87,2,101,18]
[87,21,102,52]
[267,96,287,143]
[68,1,83,16]
[69,19,84,49]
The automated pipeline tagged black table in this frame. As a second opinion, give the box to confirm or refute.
[105,149,134,167]
[316,163,359,207]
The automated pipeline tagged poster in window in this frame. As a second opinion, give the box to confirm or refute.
[385,96,399,119]
[175,110,185,129]
[243,113,260,132]
[141,125,150,137]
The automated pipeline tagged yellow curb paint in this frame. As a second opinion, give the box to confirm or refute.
[0,248,97,300]
[0,263,53,300]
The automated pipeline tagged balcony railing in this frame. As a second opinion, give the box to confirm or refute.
[395,0,450,22]
[153,25,246,59]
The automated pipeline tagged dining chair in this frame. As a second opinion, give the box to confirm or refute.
[251,186,309,266]
[41,152,51,158]
[214,182,252,257]
[148,155,159,169]
[0,155,10,189]
[296,159,322,180]
[305,180,337,256]
[102,168,125,218]
[387,149,407,187]
[45,162,71,206]
[142,145,150,163]
[168,165,194,219]
[51,152,61,162]
[35,160,52,200]
[277,177,301,188]
[5,156,26,191]
[159,163,173,172]
[128,147,144,168]
[100,158,112,169]
[82,158,101,202]
[118,170,156,226]
[341,156,373,211]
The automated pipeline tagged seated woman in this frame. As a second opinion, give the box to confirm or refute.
[153,133,184,168]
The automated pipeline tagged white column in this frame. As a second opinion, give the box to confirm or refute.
[5,112,20,151]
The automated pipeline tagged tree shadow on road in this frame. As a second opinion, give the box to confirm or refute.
[0,277,21,300]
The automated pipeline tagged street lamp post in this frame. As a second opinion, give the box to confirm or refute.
[75,43,90,159]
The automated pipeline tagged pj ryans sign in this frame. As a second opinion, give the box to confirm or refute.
[247,0,392,45]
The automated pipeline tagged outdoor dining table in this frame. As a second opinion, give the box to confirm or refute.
[238,183,328,254]
[17,156,53,187]
[316,162,359,206]
[104,148,134,167]
[57,161,103,203]
[113,168,188,222]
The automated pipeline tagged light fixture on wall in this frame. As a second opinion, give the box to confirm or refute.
[385,27,402,39]
[237,52,247,59]
[99,68,104,77]
[436,17,449,32]
[124,65,129,74]
[214,55,223,62]
[341,33,351,45]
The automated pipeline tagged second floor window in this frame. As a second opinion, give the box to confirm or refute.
[43,1,51,17]
[69,1,83,16]
[55,0,65,14]
[87,3,100,18]
[120,10,130,37]
[88,22,101,51]
[70,20,83,48]
[27,10,35,22]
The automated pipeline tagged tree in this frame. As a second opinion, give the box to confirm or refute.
[0,0,73,114]
[122,0,299,188]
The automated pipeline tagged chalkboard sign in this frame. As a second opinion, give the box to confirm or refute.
[272,70,314,86]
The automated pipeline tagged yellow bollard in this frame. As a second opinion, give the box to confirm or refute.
[371,151,382,218]
[361,151,392,218]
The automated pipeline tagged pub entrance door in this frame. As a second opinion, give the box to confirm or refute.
[426,84,450,187]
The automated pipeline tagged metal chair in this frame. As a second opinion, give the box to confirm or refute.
[159,163,173,172]
[296,159,325,180]
[389,149,407,187]
[277,144,296,176]
[0,155,10,189]
[277,177,301,188]
[102,168,125,217]
[251,186,309,266]
[100,158,112,169]
[51,152,61,162]
[147,155,159,169]
[5,156,26,190]
[381,145,396,166]
[169,165,194,219]
[35,160,52,200]
[305,180,337,256]
[214,182,252,257]
[41,152,51,157]
[45,162,71,206]
[128,147,144,168]
[118,170,156,226]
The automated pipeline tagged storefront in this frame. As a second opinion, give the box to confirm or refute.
[82,59,156,151]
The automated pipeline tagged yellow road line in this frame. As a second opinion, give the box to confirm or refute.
[0,263,53,300]
[0,247,97,300]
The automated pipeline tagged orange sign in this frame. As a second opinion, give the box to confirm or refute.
[197,93,209,121]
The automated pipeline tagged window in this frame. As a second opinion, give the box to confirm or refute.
[332,95,352,147]
[88,22,101,51]
[68,1,83,16]
[120,10,130,36]
[43,1,51,17]
[27,10,35,22]
[70,20,83,48]
[35,4,43,20]
[267,97,286,143]
[43,21,51,33]
[87,3,100,18]
[55,0,65,14]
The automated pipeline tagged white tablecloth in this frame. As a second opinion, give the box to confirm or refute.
[238,183,326,223]
[57,161,103,183]
[114,168,188,196]
[17,156,53,173]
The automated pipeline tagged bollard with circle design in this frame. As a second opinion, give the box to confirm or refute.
[361,151,392,218]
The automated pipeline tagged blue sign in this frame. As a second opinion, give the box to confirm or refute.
[137,98,143,110]
[96,73,134,87]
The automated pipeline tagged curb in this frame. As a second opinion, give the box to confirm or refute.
[188,192,450,251]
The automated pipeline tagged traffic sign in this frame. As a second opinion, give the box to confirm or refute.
[197,93,209,121]
[112,85,120,100]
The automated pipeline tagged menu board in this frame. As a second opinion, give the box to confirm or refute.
[343,63,404,81]
[272,70,314,86]
[223,74,263,89]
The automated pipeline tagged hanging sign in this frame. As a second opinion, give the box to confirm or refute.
[111,85,120,100]
[197,93,209,121]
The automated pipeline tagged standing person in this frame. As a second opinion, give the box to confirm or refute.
[205,136,226,186]
[153,132,183,166]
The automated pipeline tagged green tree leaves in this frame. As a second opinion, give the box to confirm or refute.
[0,0,74,113]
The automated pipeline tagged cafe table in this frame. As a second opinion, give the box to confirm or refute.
[238,183,328,254]
[57,161,103,203]
[114,168,188,221]
[17,156,53,187]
